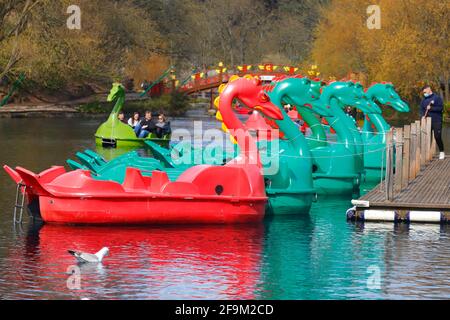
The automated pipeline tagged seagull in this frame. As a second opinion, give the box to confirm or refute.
[68,247,109,263]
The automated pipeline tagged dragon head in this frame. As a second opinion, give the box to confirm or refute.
[216,75,283,121]
[107,82,125,102]
[322,81,381,114]
[366,83,410,112]
[352,82,382,114]
[267,76,333,117]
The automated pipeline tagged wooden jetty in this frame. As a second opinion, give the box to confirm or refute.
[350,118,449,223]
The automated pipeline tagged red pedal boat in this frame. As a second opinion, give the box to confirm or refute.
[3,76,282,225]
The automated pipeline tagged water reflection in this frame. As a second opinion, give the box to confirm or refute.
[0,222,264,299]
[349,222,450,299]
[0,118,449,299]
[259,215,314,299]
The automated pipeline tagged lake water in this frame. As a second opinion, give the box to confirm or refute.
[0,117,449,299]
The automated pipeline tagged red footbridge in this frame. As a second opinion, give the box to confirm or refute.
[140,63,303,98]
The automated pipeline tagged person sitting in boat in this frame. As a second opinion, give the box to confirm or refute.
[128,112,141,128]
[118,111,127,124]
[134,110,156,138]
[155,113,171,138]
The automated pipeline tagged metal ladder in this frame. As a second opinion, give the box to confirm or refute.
[13,183,27,224]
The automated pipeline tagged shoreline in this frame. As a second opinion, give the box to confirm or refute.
[1,104,448,123]
[0,91,155,118]
[0,103,212,119]
[0,97,211,118]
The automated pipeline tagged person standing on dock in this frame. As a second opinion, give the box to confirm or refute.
[420,85,445,160]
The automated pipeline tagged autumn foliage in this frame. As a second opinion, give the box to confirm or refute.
[0,0,448,107]
[311,0,449,102]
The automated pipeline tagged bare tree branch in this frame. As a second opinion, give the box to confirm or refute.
[0,0,41,79]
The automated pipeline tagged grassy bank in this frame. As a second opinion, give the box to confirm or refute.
[77,92,191,117]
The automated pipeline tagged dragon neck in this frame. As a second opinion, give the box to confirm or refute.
[108,94,125,124]
[219,89,260,167]
[269,92,312,160]
[364,88,391,134]
[318,96,359,153]
[367,113,390,135]
[297,107,327,145]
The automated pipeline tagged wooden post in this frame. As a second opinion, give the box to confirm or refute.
[385,129,390,200]
[394,127,403,195]
[385,129,394,201]
[420,118,427,167]
[414,120,421,175]
[425,117,432,162]
[402,125,410,189]
[409,122,417,181]
[389,129,395,200]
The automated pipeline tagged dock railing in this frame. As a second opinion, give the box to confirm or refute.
[383,117,437,201]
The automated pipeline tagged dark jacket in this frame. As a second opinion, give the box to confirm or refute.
[155,121,171,138]
[140,118,157,132]
[420,93,444,122]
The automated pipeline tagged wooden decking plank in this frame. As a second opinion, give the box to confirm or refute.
[358,157,450,210]
[406,164,436,202]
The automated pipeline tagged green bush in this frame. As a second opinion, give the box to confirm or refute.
[78,92,191,116]
[77,101,110,114]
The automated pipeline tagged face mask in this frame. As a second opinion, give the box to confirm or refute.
[424,93,431,98]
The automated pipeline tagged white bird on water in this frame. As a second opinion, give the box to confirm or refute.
[68,247,109,263]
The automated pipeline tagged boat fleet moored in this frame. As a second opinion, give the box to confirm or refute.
[3,75,409,225]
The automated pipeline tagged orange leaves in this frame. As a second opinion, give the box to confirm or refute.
[311,0,449,101]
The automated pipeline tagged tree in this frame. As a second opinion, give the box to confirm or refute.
[371,0,450,101]
[310,0,368,78]
[0,0,41,80]
[310,0,450,102]
[135,0,322,70]
[1,0,164,92]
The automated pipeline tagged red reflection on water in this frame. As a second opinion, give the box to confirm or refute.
[6,223,264,299]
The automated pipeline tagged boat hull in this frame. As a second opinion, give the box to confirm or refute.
[39,195,266,225]
[313,176,358,196]
[364,168,385,183]
[265,192,314,215]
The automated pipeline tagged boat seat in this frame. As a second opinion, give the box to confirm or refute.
[83,149,107,165]
[76,152,100,171]
[122,168,151,191]
[149,170,170,193]
[37,166,67,183]
[66,159,86,171]
[47,169,125,194]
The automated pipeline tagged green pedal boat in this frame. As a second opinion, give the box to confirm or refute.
[95,83,171,148]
